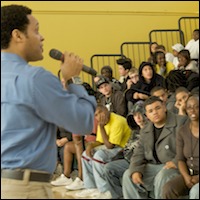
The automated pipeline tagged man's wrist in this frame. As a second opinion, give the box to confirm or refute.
[67,76,82,85]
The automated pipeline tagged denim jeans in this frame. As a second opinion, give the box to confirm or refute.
[122,163,179,199]
[189,183,199,199]
[81,145,122,193]
[104,159,129,199]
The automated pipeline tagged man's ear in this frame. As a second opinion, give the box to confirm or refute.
[11,29,25,43]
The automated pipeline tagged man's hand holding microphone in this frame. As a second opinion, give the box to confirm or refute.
[60,51,83,83]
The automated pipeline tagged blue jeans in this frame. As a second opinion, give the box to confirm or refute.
[104,159,129,199]
[122,163,179,199]
[190,183,199,199]
[81,145,122,193]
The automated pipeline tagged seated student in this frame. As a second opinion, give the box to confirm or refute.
[100,65,122,91]
[116,57,133,92]
[125,67,139,113]
[165,69,199,114]
[150,86,173,111]
[171,43,185,69]
[162,94,199,199]
[177,49,199,74]
[126,67,139,90]
[51,120,97,188]
[125,61,166,106]
[147,42,158,65]
[94,75,127,117]
[185,29,199,61]
[155,44,175,63]
[54,127,73,175]
[151,86,190,115]
[122,96,187,199]
[65,119,98,190]
[174,87,190,116]
[153,50,175,78]
[165,69,199,94]
[102,101,147,199]
[75,104,131,199]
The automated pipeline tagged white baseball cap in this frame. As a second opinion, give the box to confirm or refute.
[172,43,184,52]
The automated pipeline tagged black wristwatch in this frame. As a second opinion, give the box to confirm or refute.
[67,76,82,85]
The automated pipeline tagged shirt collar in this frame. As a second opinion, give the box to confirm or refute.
[1,52,27,65]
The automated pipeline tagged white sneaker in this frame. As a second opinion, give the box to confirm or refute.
[91,191,112,199]
[65,177,85,190]
[50,174,73,186]
[75,188,99,198]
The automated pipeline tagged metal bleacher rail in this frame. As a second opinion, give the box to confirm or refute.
[90,54,123,88]
[149,29,185,53]
[87,16,199,88]
[120,41,151,68]
[178,16,199,46]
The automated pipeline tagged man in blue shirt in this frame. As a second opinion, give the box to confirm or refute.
[1,4,96,199]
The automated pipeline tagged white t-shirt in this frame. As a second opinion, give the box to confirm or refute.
[185,39,199,59]
[173,57,179,69]
[165,52,174,63]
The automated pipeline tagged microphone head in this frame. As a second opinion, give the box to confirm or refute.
[49,49,63,61]
[49,48,97,76]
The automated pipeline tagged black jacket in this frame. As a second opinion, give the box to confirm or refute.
[125,73,165,104]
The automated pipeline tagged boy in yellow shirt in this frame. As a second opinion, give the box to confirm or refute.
[76,104,131,199]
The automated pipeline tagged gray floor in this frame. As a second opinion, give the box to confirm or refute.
[52,186,88,199]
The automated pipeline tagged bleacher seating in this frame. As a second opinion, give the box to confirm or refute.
[88,16,199,89]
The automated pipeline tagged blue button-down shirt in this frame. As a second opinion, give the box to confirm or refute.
[1,52,96,174]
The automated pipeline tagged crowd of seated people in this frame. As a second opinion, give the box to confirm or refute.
[50,38,199,199]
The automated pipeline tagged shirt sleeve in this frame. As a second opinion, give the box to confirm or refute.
[32,68,97,134]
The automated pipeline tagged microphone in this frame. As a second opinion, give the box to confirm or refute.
[49,48,97,76]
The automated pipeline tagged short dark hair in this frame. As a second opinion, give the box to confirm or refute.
[155,44,166,51]
[101,65,113,75]
[186,93,199,105]
[150,86,166,96]
[143,96,163,110]
[175,86,189,95]
[116,57,132,70]
[1,4,32,49]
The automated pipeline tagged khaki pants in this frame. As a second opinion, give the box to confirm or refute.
[1,170,54,199]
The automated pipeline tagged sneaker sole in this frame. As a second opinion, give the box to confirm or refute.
[51,184,71,186]
[51,182,73,186]
[75,192,100,198]
[65,186,85,191]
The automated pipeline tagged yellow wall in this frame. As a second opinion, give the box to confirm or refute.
[2,1,199,82]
